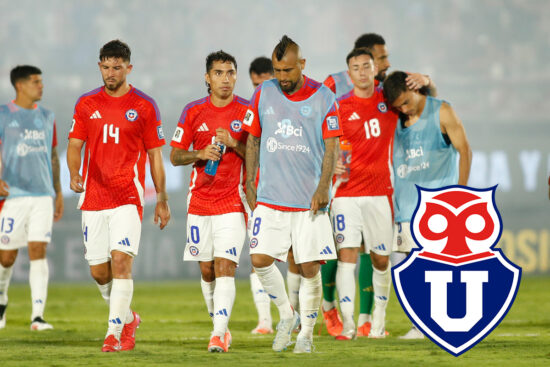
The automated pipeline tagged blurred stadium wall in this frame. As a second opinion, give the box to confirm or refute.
[1,0,548,281]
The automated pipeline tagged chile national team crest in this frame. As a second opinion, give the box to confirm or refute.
[392,185,521,356]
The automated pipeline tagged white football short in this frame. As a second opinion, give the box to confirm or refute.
[248,205,336,264]
[82,205,142,266]
[184,212,246,264]
[393,222,418,253]
[331,196,393,256]
[0,196,53,250]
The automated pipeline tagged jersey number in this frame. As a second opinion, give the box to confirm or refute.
[103,124,120,144]
[333,214,345,232]
[0,218,14,234]
[364,118,380,139]
[189,225,200,244]
[252,217,261,236]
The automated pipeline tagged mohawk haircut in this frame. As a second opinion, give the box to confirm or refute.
[100,40,131,62]
[10,65,42,87]
[346,48,374,65]
[249,56,273,75]
[354,33,386,50]
[382,71,409,105]
[205,50,237,94]
[273,35,298,61]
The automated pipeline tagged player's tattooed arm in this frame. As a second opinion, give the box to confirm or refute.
[148,147,171,230]
[51,146,64,221]
[440,103,472,185]
[170,145,222,166]
[245,134,260,210]
[67,138,85,193]
[311,136,339,214]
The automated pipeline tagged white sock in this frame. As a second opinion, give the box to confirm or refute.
[250,272,271,326]
[107,279,133,339]
[254,264,293,320]
[372,264,391,333]
[322,299,336,311]
[0,264,13,306]
[298,271,322,340]
[212,277,235,337]
[29,259,49,320]
[200,277,216,319]
[372,265,391,305]
[336,261,356,327]
[96,280,112,305]
[358,313,371,326]
[286,270,301,313]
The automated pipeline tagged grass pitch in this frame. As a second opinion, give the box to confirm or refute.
[1,277,549,366]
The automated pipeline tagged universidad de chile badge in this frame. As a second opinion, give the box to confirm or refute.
[392,185,521,356]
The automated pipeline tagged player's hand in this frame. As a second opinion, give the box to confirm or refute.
[54,193,64,222]
[154,200,171,230]
[334,160,346,176]
[406,72,430,90]
[0,179,9,196]
[70,174,84,193]
[310,188,329,215]
[197,144,222,161]
[246,182,257,211]
[215,128,237,148]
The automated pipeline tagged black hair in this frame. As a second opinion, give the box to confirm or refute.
[205,50,237,93]
[10,65,41,87]
[354,33,386,50]
[273,35,298,61]
[249,56,273,75]
[346,48,374,65]
[99,40,131,62]
[382,71,409,105]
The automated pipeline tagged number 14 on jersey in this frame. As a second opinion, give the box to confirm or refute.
[103,123,119,144]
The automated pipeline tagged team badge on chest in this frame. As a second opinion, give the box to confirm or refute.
[392,186,521,356]
[125,109,138,122]
[230,120,242,132]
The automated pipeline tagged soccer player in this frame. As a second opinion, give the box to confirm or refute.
[332,48,397,340]
[321,33,437,337]
[170,51,248,352]
[67,40,170,352]
[383,70,472,339]
[244,35,342,353]
[0,65,63,331]
[247,56,275,335]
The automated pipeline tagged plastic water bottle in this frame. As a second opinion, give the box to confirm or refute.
[205,142,225,176]
[339,139,352,182]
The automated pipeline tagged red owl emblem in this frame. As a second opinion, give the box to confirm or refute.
[411,186,502,264]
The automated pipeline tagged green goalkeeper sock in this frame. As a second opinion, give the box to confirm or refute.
[359,253,374,315]
[321,259,338,305]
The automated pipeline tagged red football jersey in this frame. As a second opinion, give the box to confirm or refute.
[323,74,337,94]
[334,87,398,197]
[69,86,165,214]
[170,95,249,216]
[244,76,342,212]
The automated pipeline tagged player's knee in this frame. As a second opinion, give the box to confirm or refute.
[90,267,111,284]
[110,251,133,278]
[0,253,16,267]
[372,255,389,271]
[214,258,236,277]
[199,262,215,282]
[299,262,320,278]
[251,254,273,269]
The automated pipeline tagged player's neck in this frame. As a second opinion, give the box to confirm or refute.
[286,75,304,96]
[210,93,234,108]
[353,84,374,99]
[104,83,131,97]
[13,95,36,110]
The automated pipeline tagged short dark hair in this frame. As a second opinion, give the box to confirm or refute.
[382,71,409,105]
[249,57,273,75]
[10,65,41,87]
[273,35,298,61]
[346,48,374,65]
[99,40,131,62]
[205,50,237,93]
[354,33,386,50]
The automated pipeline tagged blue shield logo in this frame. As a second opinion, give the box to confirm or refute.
[392,185,521,356]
